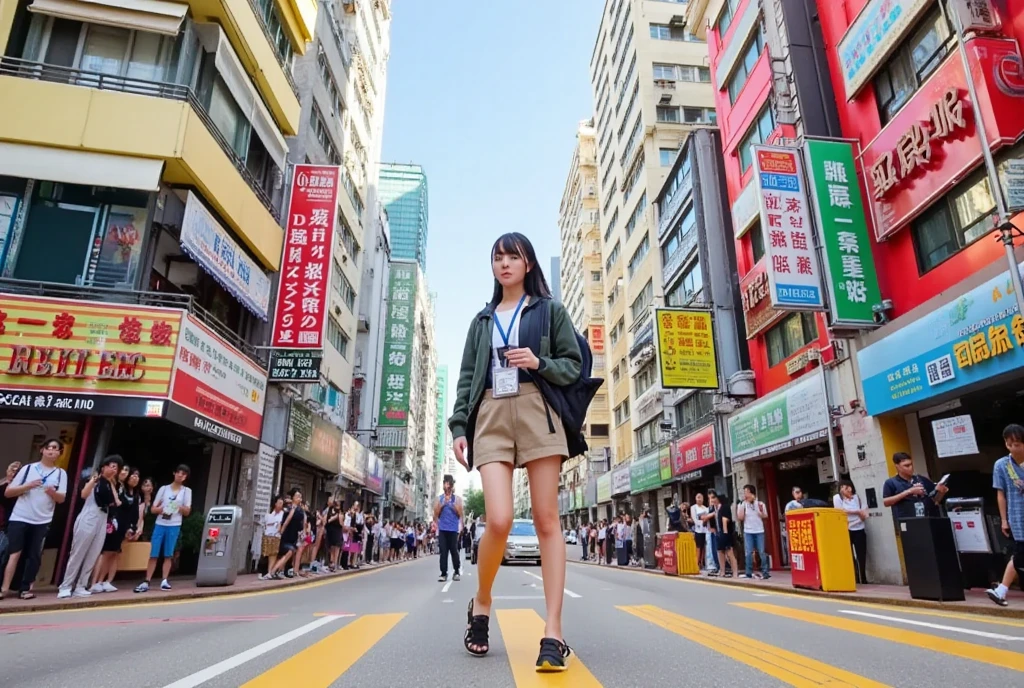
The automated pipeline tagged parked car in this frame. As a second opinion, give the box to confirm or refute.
[564,529,577,545]
[471,521,485,565]
[502,519,541,565]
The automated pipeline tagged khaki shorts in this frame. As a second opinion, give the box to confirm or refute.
[474,382,568,468]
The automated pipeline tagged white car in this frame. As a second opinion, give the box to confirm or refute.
[503,520,541,565]
[564,530,578,545]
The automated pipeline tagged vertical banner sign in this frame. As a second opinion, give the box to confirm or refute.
[753,146,825,310]
[378,263,417,426]
[271,165,341,349]
[655,308,718,389]
[804,140,882,327]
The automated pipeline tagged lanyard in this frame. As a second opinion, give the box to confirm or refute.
[35,465,58,485]
[493,295,527,347]
[1007,458,1024,493]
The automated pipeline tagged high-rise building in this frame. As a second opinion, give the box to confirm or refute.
[434,364,449,487]
[378,163,429,271]
[550,256,562,302]
[589,0,716,471]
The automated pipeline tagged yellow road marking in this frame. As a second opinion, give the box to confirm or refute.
[241,613,405,688]
[619,604,888,687]
[495,608,603,687]
[736,603,1024,673]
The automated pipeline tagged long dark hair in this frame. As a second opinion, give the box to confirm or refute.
[489,233,552,305]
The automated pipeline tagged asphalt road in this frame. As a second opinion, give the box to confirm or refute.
[2,546,1023,687]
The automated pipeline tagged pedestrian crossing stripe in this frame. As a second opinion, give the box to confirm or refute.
[735,603,1024,674]
[495,608,603,687]
[619,605,889,688]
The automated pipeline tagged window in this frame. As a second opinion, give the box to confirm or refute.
[635,418,658,452]
[727,31,765,104]
[657,105,680,123]
[326,317,350,359]
[625,193,647,237]
[208,76,250,157]
[873,8,953,124]
[662,206,696,265]
[739,107,776,174]
[310,104,340,164]
[912,172,994,273]
[630,279,654,322]
[617,84,640,140]
[603,181,616,214]
[623,156,645,201]
[650,24,701,41]
[667,261,703,306]
[604,208,619,243]
[653,64,711,83]
[614,399,631,426]
[676,392,714,436]
[660,148,677,166]
[605,241,621,273]
[627,232,650,278]
[332,260,356,311]
[590,424,610,438]
[591,270,602,282]
[255,0,296,69]
[716,0,742,38]
[634,363,656,397]
[317,45,344,117]
[766,312,818,367]
[748,221,765,263]
[609,316,625,346]
[658,106,716,124]
[612,364,621,383]
[338,215,360,262]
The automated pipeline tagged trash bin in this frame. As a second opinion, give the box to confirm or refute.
[675,532,699,576]
[195,506,244,587]
[659,532,678,575]
[786,508,856,592]
[899,516,965,601]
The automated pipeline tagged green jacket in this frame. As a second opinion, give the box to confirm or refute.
[448,297,581,441]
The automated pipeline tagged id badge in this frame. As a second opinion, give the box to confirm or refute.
[492,366,519,398]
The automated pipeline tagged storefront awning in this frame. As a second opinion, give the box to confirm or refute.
[29,0,188,36]
[0,143,163,191]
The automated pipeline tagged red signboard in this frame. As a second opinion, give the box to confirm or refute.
[660,533,678,575]
[739,259,785,340]
[786,511,822,590]
[671,424,716,477]
[270,164,341,348]
[589,325,605,353]
[862,37,1024,241]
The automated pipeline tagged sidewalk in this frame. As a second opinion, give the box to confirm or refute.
[0,558,416,615]
[570,558,1024,619]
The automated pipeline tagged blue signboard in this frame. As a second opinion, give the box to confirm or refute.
[858,262,1024,415]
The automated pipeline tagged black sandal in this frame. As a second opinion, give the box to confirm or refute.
[464,598,489,656]
[19,591,36,600]
[536,637,573,672]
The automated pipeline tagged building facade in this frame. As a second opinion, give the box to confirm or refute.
[378,162,428,272]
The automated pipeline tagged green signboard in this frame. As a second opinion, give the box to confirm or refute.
[597,472,611,503]
[575,486,584,510]
[804,139,882,328]
[569,488,576,511]
[727,373,830,463]
[378,262,417,427]
[630,451,664,494]
[659,444,672,482]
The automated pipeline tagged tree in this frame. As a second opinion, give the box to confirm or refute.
[464,487,486,519]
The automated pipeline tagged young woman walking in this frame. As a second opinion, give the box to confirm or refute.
[450,233,582,672]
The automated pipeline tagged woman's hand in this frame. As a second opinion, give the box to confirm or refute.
[454,437,469,469]
[505,347,539,370]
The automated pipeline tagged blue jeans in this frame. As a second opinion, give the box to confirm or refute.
[744,532,769,576]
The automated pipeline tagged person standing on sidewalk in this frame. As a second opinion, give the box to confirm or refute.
[0,461,22,580]
[736,484,771,580]
[59,455,122,598]
[690,494,709,572]
[833,480,869,584]
[882,452,947,520]
[92,466,144,593]
[710,491,738,577]
[134,465,192,593]
[988,424,1024,607]
[578,522,589,561]
[435,475,463,582]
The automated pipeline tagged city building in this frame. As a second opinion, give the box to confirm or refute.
[433,364,449,489]
[514,470,531,519]
[550,256,562,302]
[588,0,717,496]
[378,163,428,271]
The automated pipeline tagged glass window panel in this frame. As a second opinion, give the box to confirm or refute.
[913,205,959,272]
[80,25,130,76]
[126,32,172,82]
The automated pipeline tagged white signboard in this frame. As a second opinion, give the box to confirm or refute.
[931,414,980,458]
[1006,159,1024,211]
[949,509,992,553]
[254,443,277,517]
[837,0,934,98]
[752,146,825,310]
[951,0,1002,33]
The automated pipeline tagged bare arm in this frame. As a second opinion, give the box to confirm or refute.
[433,498,442,520]
[455,497,464,520]
[80,475,99,500]
[736,505,746,522]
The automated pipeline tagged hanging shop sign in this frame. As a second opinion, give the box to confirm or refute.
[589,325,605,353]
[837,0,934,99]
[597,472,612,503]
[0,295,181,416]
[365,451,384,495]
[740,260,786,340]
[728,373,830,463]
[630,451,665,494]
[180,191,270,320]
[340,432,367,485]
[659,444,672,483]
[611,461,632,495]
[671,424,716,477]
[286,400,343,474]
[753,146,825,311]
[569,488,577,511]
[378,262,417,427]
[574,486,584,510]
[951,0,1002,33]
[167,314,267,450]
[803,140,882,327]
[271,164,340,349]
[858,260,1024,415]
[267,349,322,382]
[585,475,598,507]
[862,37,1024,241]
[654,308,718,389]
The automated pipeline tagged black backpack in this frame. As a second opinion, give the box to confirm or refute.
[532,300,605,459]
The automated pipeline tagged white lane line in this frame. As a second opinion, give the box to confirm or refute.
[494,595,547,600]
[838,610,1024,641]
[441,580,453,593]
[522,570,582,598]
[160,615,346,688]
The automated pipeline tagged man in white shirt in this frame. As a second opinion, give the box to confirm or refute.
[736,484,771,579]
[135,465,192,593]
[1,439,68,600]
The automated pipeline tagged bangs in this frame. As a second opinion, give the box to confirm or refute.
[492,233,528,261]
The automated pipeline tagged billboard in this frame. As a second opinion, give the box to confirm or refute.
[378,263,417,428]
[655,308,718,389]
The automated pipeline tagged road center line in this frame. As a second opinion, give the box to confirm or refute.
[159,615,345,688]
[441,580,453,593]
[522,570,582,598]
[838,610,1024,641]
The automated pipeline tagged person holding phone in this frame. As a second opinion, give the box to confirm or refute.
[834,480,870,584]
[737,484,771,580]
[134,465,191,593]
[882,452,947,520]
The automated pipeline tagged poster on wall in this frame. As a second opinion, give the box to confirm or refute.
[932,415,980,458]
[654,308,718,389]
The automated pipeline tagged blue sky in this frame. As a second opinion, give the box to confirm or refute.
[381,1,602,418]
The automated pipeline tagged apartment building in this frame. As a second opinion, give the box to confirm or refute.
[589,0,716,486]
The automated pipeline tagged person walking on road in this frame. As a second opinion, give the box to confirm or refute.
[988,424,1024,607]
[449,233,581,671]
[134,465,192,593]
[59,455,122,598]
[737,484,771,580]
[435,474,463,582]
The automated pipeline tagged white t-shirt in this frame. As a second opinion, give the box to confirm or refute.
[264,510,284,537]
[784,499,804,512]
[598,527,606,540]
[740,500,766,534]
[154,484,192,527]
[690,505,709,534]
[833,493,866,531]
[492,300,525,361]
[9,463,68,525]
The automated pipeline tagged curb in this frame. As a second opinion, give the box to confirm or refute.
[568,559,1024,620]
[0,558,419,616]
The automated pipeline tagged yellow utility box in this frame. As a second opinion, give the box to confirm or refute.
[786,508,856,592]
[676,531,699,576]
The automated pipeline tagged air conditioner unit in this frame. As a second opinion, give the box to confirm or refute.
[669,15,685,26]
[334,304,342,316]
[358,316,370,332]
[660,93,672,105]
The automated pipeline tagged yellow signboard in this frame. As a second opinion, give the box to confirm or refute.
[655,308,718,389]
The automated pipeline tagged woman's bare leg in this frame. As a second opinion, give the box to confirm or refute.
[526,456,565,641]
[469,462,514,653]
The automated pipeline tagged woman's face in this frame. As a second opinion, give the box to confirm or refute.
[141,479,154,494]
[127,471,140,488]
[274,498,284,511]
[118,466,130,482]
[696,493,704,505]
[101,462,119,479]
[492,246,529,288]
[841,484,853,499]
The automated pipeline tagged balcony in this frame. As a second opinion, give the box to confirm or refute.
[0,58,284,269]
[662,229,698,286]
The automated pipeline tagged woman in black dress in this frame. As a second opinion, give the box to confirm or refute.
[325,499,344,570]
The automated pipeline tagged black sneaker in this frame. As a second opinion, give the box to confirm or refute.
[536,637,573,673]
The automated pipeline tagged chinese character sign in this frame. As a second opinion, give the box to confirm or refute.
[378,263,417,429]
[271,165,341,349]
[671,424,716,477]
[786,511,821,589]
[753,146,825,310]
[804,140,883,327]
[655,308,718,389]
